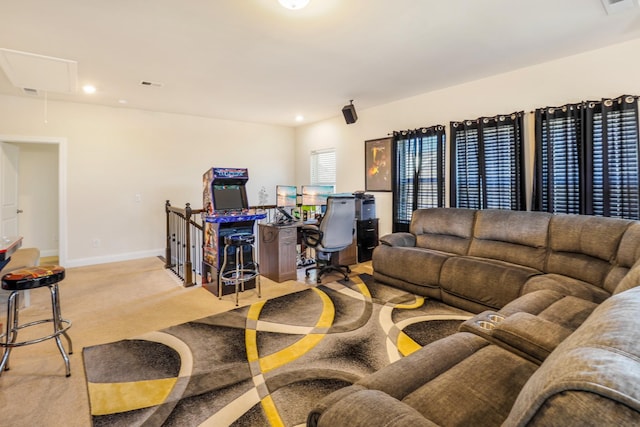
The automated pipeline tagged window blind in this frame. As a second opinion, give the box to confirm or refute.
[450,112,525,210]
[533,105,584,214]
[392,127,445,231]
[533,95,640,219]
[310,148,336,186]
[588,97,640,218]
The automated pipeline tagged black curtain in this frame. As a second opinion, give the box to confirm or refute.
[450,112,525,210]
[532,103,585,214]
[532,95,640,219]
[586,95,640,218]
[392,126,445,232]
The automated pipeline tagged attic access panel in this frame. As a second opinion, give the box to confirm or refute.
[0,48,78,93]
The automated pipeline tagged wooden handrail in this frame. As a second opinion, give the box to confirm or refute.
[165,200,282,287]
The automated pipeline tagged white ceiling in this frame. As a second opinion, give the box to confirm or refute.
[1,0,640,127]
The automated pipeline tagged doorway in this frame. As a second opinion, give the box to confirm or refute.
[0,135,67,266]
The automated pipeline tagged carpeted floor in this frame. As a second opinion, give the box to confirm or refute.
[83,274,471,426]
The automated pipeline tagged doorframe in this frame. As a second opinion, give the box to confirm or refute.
[0,135,67,266]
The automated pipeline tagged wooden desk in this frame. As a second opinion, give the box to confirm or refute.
[259,223,298,282]
[0,236,23,272]
[258,222,357,283]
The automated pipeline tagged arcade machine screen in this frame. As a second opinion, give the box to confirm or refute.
[213,185,247,212]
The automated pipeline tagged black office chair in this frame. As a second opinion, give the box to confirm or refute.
[301,195,355,284]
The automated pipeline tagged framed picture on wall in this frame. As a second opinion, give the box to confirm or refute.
[365,137,393,192]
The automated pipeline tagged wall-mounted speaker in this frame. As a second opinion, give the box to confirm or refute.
[342,100,358,124]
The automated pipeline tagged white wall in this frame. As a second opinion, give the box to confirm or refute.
[2,38,640,267]
[0,96,295,266]
[16,142,58,256]
[295,37,640,237]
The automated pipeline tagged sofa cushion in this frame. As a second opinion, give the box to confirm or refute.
[372,245,451,292]
[399,336,538,426]
[500,289,598,331]
[379,232,415,248]
[545,215,632,289]
[410,208,476,255]
[610,223,640,295]
[522,273,610,303]
[310,332,533,427]
[549,214,631,260]
[468,209,551,271]
[613,260,640,296]
[504,286,640,426]
[440,256,542,311]
[309,389,438,427]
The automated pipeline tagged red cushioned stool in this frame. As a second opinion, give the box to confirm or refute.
[1,265,73,377]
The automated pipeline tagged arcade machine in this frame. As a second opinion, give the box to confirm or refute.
[202,167,266,296]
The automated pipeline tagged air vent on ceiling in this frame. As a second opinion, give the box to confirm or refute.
[0,48,77,94]
[601,0,639,14]
[140,80,164,88]
[23,87,39,96]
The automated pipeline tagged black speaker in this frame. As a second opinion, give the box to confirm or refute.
[342,101,358,124]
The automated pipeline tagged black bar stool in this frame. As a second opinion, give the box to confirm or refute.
[218,233,260,306]
[1,265,73,377]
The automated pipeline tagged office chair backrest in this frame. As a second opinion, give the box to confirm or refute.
[318,196,355,251]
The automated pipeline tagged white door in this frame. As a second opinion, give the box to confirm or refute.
[1,142,20,237]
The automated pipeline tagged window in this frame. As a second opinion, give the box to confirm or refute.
[310,148,336,187]
[392,127,445,231]
[533,95,640,219]
[532,104,584,214]
[588,97,640,218]
[450,112,525,210]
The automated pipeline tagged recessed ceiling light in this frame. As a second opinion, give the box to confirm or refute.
[82,84,96,94]
[118,99,128,104]
[278,0,310,10]
[295,115,304,122]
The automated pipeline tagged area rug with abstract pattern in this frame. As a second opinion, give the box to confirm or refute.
[82,274,471,426]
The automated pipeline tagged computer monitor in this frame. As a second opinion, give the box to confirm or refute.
[212,184,247,211]
[276,185,298,207]
[301,185,334,206]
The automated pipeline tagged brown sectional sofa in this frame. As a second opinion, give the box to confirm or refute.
[308,208,640,426]
[372,208,640,312]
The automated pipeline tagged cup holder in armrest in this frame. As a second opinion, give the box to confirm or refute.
[488,314,505,323]
[461,311,572,364]
[476,320,497,330]
[460,311,503,336]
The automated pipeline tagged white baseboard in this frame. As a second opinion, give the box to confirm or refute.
[40,248,59,258]
[66,248,164,268]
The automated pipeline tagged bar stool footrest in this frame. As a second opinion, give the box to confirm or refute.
[0,318,72,348]
[220,269,259,285]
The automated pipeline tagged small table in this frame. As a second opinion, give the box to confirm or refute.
[0,237,23,271]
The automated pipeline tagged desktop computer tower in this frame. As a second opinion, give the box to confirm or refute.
[354,193,378,262]
[355,194,376,220]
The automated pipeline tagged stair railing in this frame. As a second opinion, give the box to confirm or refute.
[165,200,284,287]
[165,200,203,287]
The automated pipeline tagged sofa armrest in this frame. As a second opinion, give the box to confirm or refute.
[379,232,416,247]
[308,389,439,427]
[492,312,572,362]
[460,311,573,363]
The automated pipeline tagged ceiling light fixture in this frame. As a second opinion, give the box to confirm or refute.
[278,0,310,10]
[82,84,96,94]
[295,114,304,122]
